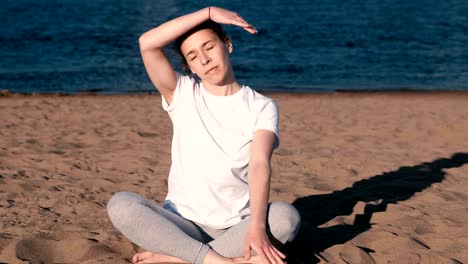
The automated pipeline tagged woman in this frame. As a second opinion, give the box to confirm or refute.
[107,6,301,264]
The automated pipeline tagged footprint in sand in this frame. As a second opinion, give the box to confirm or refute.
[14,235,119,264]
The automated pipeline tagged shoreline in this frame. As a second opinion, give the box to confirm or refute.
[2,88,468,98]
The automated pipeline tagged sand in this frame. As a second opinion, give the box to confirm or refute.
[0,92,467,264]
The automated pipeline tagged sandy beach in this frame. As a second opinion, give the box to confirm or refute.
[0,92,467,264]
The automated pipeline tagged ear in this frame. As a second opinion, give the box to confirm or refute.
[226,38,233,53]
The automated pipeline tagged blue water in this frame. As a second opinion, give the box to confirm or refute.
[1,0,468,94]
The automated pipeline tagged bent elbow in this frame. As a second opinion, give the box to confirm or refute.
[138,34,149,52]
[138,34,164,54]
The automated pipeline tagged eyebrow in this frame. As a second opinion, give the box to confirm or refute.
[184,40,216,57]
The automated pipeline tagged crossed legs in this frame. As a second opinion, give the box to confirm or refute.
[107,192,300,264]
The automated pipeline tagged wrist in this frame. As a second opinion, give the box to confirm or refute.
[250,220,266,230]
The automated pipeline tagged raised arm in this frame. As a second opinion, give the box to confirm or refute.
[139,7,257,103]
[139,8,209,103]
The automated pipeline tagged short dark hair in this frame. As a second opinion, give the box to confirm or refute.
[174,20,230,73]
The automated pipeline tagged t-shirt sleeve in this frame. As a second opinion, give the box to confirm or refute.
[161,72,188,112]
[254,100,280,148]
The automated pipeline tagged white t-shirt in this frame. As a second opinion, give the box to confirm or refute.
[161,73,279,229]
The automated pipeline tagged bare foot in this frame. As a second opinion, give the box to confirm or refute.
[132,249,266,264]
[132,251,188,264]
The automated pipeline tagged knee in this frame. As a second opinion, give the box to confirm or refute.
[268,201,301,243]
[107,191,139,227]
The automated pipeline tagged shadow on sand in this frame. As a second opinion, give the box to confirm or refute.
[286,152,468,263]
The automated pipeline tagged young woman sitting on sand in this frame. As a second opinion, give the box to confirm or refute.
[107,6,301,264]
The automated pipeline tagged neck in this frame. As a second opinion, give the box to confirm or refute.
[203,81,241,96]
[202,70,241,96]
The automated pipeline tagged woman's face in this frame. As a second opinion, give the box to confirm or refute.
[180,29,233,85]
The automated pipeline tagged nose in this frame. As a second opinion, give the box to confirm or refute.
[199,51,211,65]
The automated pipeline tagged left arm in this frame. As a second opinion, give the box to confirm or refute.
[244,130,285,264]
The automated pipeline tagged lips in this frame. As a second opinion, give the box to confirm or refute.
[205,66,218,75]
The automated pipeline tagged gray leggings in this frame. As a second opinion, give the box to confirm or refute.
[107,192,301,264]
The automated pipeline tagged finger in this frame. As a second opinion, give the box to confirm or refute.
[132,254,139,264]
[272,246,286,259]
[230,15,253,28]
[243,26,258,34]
[244,244,251,260]
[259,251,272,264]
[269,246,284,264]
[233,19,256,34]
[263,246,277,264]
[228,17,257,34]
[234,16,249,25]
[251,245,270,264]
[231,18,251,29]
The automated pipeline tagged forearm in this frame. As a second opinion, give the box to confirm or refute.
[139,7,210,51]
[248,162,271,229]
